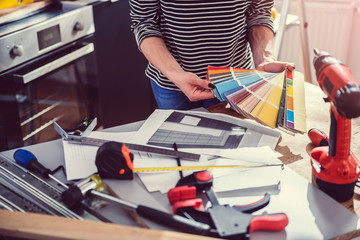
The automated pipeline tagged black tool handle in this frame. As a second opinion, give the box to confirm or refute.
[14,149,51,178]
[329,109,337,157]
[89,190,209,234]
[136,205,210,235]
[234,193,270,214]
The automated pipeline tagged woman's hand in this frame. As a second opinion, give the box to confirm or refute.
[140,37,215,102]
[169,71,215,102]
[248,26,296,73]
[256,60,296,73]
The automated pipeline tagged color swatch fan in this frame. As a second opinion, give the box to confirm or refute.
[207,66,306,133]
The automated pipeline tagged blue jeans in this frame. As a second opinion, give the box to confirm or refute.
[150,79,220,110]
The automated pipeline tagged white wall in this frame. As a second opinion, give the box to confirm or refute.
[275,0,360,84]
[347,0,360,83]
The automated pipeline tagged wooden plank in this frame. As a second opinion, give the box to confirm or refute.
[0,209,216,240]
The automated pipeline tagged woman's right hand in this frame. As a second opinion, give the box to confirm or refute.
[169,71,215,102]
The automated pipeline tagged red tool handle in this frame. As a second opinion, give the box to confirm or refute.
[249,213,289,233]
[173,199,205,214]
[168,185,197,205]
[308,128,328,147]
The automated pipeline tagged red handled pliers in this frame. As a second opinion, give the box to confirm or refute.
[168,171,289,239]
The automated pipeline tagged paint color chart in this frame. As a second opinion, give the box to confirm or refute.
[207,66,306,133]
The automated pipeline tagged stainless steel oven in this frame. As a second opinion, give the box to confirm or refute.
[0,3,100,151]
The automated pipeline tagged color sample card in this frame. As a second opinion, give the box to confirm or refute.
[207,66,306,133]
[286,71,295,128]
[291,71,307,133]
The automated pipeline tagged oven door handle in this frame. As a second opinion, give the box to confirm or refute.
[13,43,95,84]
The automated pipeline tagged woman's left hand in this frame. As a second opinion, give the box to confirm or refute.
[256,61,296,73]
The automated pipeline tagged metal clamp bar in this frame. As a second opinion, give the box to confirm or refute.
[0,165,81,219]
[14,42,94,84]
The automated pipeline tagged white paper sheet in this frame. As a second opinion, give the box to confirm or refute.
[135,146,283,194]
[63,131,136,180]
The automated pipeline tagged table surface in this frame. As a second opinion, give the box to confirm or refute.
[1,82,360,240]
[207,82,360,217]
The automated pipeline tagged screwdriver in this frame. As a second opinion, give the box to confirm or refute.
[13,149,68,189]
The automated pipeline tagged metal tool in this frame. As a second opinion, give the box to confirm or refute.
[61,174,104,209]
[173,142,183,178]
[95,141,284,180]
[0,153,81,219]
[54,120,202,161]
[60,174,211,235]
[8,150,112,222]
[311,48,360,202]
[168,170,288,239]
[14,149,68,189]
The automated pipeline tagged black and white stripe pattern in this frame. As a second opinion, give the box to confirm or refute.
[130,0,274,90]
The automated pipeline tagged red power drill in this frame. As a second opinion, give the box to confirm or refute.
[311,49,360,202]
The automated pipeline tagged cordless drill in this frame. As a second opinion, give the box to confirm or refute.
[311,49,360,202]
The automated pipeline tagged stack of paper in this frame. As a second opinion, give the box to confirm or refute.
[61,110,284,195]
[207,66,307,133]
[130,110,283,193]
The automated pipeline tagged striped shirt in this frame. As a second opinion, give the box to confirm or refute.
[129,0,274,90]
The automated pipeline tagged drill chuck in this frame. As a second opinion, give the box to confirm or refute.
[333,83,360,118]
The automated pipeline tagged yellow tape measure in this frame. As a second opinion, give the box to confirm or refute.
[94,141,284,180]
[132,163,284,173]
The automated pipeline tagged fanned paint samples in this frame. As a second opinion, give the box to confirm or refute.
[207,66,306,133]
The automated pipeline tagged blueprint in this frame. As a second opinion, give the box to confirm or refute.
[132,109,281,154]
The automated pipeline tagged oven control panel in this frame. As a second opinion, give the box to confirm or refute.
[0,3,95,73]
